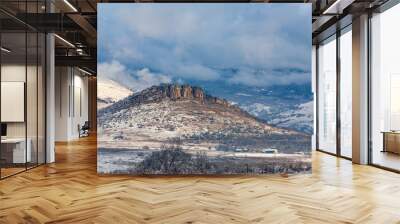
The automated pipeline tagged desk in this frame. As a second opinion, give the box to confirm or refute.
[1,138,31,163]
[382,131,400,154]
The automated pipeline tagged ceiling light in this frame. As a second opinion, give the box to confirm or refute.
[78,67,93,76]
[76,48,85,55]
[63,0,78,12]
[323,0,354,15]
[1,47,11,53]
[323,0,341,14]
[54,34,75,48]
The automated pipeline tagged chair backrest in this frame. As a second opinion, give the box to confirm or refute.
[82,121,90,129]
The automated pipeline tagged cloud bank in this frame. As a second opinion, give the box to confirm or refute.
[98,61,172,92]
[98,4,311,88]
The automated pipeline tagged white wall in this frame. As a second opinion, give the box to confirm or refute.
[1,65,41,137]
[71,72,89,138]
[55,66,69,141]
[55,67,89,141]
[1,63,47,164]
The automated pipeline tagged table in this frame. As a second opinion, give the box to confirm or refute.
[382,131,400,154]
[1,138,31,163]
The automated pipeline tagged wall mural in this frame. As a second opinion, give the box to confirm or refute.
[97,3,312,175]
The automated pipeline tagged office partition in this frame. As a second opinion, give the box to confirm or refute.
[0,1,47,179]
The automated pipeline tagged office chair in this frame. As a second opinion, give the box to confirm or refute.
[79,121,90,138]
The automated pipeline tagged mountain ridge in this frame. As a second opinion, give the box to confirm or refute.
[98,83,311,154]
[100,83,244,117]
[98,83,310,137]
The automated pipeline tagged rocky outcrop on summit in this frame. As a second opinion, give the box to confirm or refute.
[99,84,237,116]
[163,84,204,100]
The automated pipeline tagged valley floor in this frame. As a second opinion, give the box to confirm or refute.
[1,135,400,223]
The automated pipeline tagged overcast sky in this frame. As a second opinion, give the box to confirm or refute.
[98,3,311,91]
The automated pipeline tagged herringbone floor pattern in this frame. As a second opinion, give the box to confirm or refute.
[1,136,400,223]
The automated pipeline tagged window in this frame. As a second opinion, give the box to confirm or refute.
[339,27,352,158]
[318,35,337,154]
[370,3,400,171]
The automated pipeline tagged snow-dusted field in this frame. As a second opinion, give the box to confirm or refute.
[97,147,311,175]
[98,149,150,174]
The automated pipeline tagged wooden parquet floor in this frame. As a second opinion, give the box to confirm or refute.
[1,136,400,224]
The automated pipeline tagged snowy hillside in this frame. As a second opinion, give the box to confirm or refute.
[241,101,313,134]
[269,101,313,134]
[97,84,310,153]
[97,78,133,109]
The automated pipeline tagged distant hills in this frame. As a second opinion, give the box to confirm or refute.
[185,79,313,134]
